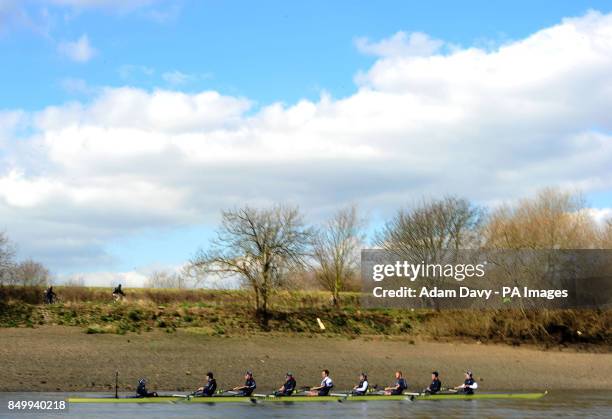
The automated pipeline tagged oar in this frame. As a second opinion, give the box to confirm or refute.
[218,390,240,397]
[176,387,216,400]
[115,371,119,399]
[418,387,459,397]
[290,386,312,396]
[366,390,386,396]
[438,388,459,394]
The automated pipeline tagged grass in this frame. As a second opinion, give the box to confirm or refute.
[0,285,610,347]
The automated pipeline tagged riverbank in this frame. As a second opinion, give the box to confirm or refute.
[2,326,611,392]
[2,286,610,347]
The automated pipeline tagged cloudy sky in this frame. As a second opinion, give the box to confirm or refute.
[1,0,611,285]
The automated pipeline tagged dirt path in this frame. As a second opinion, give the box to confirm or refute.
[1,326,610,392]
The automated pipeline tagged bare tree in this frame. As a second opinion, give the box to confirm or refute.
[483,188,598,249]
[376,196,483,258]
[481,189,604,313]
[190,205,312,319]
[11,259,50,287]
[0,232,16,285]
[375,197,483,309]
[313,206,365,306]
[601,219,612,249]
[145,270,187,289]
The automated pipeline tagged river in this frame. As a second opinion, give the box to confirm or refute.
[0,391,610,418]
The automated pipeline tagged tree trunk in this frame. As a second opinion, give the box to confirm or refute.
[332,274,341,307]
[258,284,269,328]
[254,286,260,312]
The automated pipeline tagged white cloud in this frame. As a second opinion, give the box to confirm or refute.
[589,208,612,225]
[60,270,149,288]
[355,31,444,57]
[0,110,26,140]
[35,87,251,133]
[2,11,612,275]
[162,70,192,85]
[57,34,96,62]
[58,265,237,288]
[162,70,213,85]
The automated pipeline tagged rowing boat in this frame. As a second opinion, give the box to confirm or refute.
[67,391,547,403]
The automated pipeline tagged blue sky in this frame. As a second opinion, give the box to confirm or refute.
[3,0,612,110]
[1,1,611,285]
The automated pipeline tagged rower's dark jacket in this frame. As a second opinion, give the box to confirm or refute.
[283,377,296,395]
[242,378,256,396]
[44,288,56,303]
[398,378,407,390]
[136,382,148,397]
[202,378,217,396]
[463,377,475,395]
[428,378,442,394]
[390,377,407,395]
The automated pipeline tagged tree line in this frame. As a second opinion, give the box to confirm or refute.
[188,188,612,317]
[0,234,50,287]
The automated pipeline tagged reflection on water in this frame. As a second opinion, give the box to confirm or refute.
[0,391,610,418]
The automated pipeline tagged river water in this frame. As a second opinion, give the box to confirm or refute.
[0,391,610,418]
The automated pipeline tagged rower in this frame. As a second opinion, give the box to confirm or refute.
[454,370,478,395]
[195,372,217,397]
[232,370,256,396]
[308,369,334,396]
[136,378,158,398]
[274,372,296,397]
[351,372,369,395]
[424,371,442,394]
[384,371,408,395]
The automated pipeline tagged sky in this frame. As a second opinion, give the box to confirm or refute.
[1,0,612,286]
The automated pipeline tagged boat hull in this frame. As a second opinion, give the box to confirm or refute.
[67,392,547,404]
[415,392,547,400]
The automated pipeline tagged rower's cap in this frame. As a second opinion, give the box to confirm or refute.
[466,370,473,376]
[286,372,293,376]
[432,371,439,376]
[246,370,253,375]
